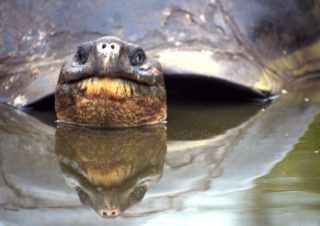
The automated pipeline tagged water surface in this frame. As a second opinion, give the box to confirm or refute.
[0,79,320,226]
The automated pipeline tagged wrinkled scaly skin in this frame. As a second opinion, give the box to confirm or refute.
[55,124,166,217]
[1,0,320,107]
[55,36,167,127]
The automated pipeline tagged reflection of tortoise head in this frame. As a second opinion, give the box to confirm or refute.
[55,125,166,217]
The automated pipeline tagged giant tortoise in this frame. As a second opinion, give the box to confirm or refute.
[0,0,320,126]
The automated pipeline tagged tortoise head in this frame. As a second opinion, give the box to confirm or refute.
[55,36,167,127]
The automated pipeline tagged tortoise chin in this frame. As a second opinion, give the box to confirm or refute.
[55,36,167,127]
[55,76,166,127]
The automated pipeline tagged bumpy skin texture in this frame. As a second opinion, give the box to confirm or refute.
[55,36,166,127]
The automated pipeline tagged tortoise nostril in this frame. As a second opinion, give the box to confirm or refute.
[102,43,106,49]
[111,44,115,49]
[98,209,121,217]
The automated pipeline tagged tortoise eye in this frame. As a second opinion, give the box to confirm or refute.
[129,48,146,66]
[75,45,90,64]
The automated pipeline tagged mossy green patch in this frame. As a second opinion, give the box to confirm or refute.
[256,113,320,192]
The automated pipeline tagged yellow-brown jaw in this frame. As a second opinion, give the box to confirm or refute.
[55,36,167,127]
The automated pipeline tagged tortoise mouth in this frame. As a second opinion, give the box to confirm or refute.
[63,70,151,86]
[76,76,145,99]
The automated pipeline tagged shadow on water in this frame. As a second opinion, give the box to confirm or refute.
[167,99,265,140]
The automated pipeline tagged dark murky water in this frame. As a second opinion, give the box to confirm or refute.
[0,80,320,226]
